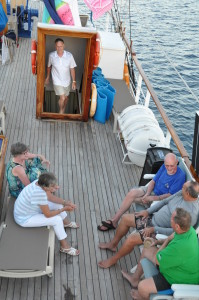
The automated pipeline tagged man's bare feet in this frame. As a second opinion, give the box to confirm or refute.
[98,257,117,269]
[130,288,140,299]
[121,270,139,288]
[98,242,117,252]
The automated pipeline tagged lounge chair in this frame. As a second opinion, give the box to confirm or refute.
[0,197,55,278]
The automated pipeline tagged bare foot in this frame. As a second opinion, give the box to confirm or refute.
[98,257,117,269]
[130,288,140,299]
[98,242,117,252]
[121,270,139,288]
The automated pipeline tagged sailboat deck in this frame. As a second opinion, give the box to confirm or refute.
[0,15,142,300]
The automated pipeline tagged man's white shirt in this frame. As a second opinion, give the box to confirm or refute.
[48,50,77,87]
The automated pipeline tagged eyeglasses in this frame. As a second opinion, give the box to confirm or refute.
[165,164,176,168]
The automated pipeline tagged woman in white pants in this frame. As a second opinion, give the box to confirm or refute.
[14,172,80,256]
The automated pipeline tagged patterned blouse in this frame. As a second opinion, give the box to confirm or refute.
[6,157,47,198]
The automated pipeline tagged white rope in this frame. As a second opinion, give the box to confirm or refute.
[130,1,199,104]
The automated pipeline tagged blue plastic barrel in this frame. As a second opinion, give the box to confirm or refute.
[94,90,107,124]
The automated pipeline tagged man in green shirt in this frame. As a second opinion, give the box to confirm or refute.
[131,208,199,300]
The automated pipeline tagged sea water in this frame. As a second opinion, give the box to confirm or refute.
[124,0,199,159]
[79,0,199,158]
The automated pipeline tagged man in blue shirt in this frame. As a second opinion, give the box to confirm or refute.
[98,153,186,231]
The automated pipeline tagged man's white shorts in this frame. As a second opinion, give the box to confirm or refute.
[54,84,70,96]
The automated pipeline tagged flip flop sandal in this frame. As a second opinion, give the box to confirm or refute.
[64,222,79,229]
[97,224,111,231]
[60,247,80,256]
[101,220,116,230]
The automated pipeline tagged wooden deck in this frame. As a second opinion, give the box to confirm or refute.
[0,9,142,300]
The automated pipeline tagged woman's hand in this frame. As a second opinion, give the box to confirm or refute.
[64,201,77,210]
[25,153,50,166]
[41,158,50,166]
[62,205,76,212]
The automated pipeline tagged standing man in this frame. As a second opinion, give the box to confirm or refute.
[45,38,77,114]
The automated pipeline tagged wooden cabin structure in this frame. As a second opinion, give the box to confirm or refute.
[36,23,97,121]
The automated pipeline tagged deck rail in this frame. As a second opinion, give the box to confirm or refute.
[116,23,199,181]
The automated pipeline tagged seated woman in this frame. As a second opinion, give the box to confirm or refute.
[14,172,80,256]
[6,142,50,198]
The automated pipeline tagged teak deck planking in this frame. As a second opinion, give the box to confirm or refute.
[0,5,142,300]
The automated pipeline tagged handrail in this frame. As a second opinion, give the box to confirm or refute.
[120,30,194,172]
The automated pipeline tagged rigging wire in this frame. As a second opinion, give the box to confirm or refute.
[129,1,199,104]
[128,0,131,40]
[113,0,121,28]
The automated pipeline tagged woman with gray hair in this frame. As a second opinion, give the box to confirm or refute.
[6,142,50,198]
[14,172,80,256]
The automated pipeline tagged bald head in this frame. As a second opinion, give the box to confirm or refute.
[182,180,199,201]
[164,153,178,175]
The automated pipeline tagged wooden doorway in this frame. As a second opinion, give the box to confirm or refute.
[36,24,97,121]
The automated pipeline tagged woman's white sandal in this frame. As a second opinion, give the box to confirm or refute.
[64,222,79,229]
[60,247,80,256]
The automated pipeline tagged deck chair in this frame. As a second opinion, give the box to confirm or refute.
[0,197,55,278]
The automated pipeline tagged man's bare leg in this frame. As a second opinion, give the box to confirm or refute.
[121,246,158,287]
[100,188,145,230]
[98,231,142,268]
[134,277,157,300]
[99,214,136,251]
[59,94,68,114]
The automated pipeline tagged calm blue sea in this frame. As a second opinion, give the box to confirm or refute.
[80,0,199,159]
[123,0,199,159]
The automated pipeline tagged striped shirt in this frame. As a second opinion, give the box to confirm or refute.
[14,180,48,225]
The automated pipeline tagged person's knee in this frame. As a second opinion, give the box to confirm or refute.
[128,187,141,200]
[60,95,65,102]
[138,280,148,298]
[121,213,130,224]
[121,213,135,226]
[53,215,63,225]
[127,232,142,247]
